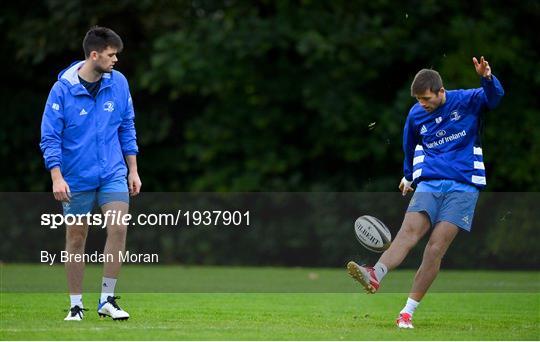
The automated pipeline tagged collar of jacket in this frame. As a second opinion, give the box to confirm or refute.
[59,61,114,97]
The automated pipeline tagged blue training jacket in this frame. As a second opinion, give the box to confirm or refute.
[403,75,504,189]
[40,61,138,191]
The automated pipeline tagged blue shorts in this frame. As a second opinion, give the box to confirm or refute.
[62,177,129,215]
[407,179,479,232]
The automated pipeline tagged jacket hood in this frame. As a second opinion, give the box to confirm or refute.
[58,61,111,86]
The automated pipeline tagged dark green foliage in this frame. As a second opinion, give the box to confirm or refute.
[0,1,538,267]
[2,0,539,192]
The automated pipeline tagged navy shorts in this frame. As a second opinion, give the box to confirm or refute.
[407,179,479,232]
[62,177,129,215]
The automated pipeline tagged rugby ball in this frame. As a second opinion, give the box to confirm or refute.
[354,215,392,253]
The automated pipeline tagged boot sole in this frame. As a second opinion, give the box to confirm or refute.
[98,312,129,321]
[347,261,376,294]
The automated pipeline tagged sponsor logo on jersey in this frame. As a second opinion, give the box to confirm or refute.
[435,116,442,124]
[80,108,88,116]
[425,130,467,149]
[420,125,427,134]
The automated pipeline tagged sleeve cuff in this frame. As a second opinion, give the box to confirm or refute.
[481,75,494,84]
[46,162,61,171]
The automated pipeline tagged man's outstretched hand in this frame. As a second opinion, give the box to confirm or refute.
[473,56,492,79]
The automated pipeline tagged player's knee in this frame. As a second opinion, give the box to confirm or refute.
[425,241,446,260]
[399,223,424,245]
[107,225,128,240]
[66,233,86,251]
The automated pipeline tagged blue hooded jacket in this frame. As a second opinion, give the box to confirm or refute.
[40,61,138,191]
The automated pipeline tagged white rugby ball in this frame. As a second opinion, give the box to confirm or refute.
[354,215,392,253]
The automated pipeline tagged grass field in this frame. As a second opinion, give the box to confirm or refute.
[1,265,539,340]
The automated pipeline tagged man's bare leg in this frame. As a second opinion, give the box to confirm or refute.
[348,212,431,292]
[379,212,432,270]
[65,222,89,295]
[97,201,130,320]
[396,221,460,327]
[409,221,459,301]
[101,201,129,278]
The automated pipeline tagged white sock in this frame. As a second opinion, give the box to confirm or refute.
[70,294,83,308]
[374,262,388,281]
[400,297,420,316]
[100,277,117,303]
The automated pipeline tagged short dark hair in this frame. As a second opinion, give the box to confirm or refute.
[410,69,443,96]
[83,26,123,58]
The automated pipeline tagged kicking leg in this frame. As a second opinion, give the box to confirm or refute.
[380,211,431,270]
[348,212,431,293]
